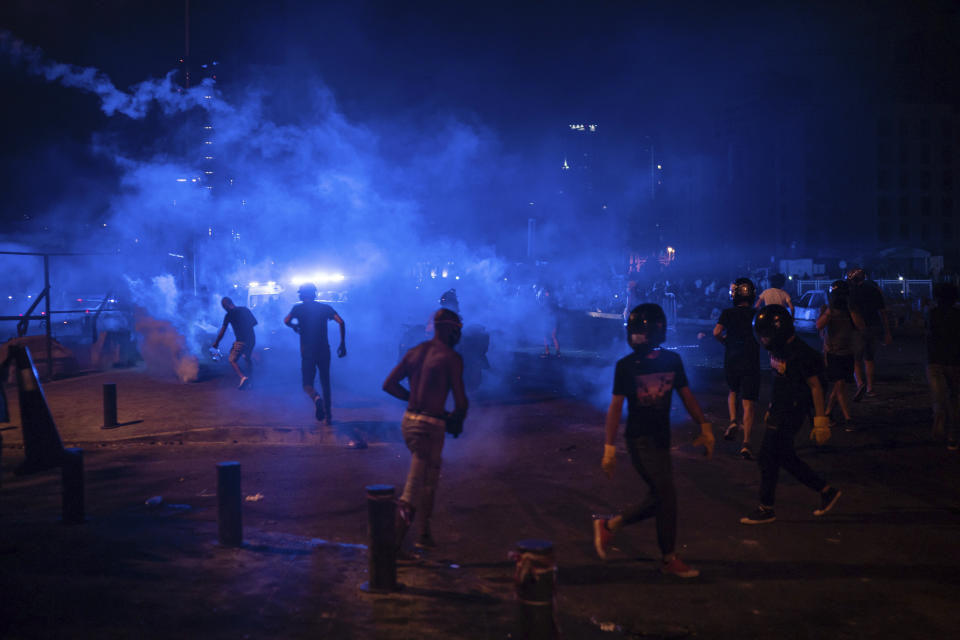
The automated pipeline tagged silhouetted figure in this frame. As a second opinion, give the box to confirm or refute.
[846,267,892,400]
[212,297,257,389]
[926,283,960,450]
[714,278,760,458]
[284,282,346,427]
[816,280,865,431]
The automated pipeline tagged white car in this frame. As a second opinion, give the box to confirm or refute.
[793,290,829,331]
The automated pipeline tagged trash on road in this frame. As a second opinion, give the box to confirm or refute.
[245,492,264,502]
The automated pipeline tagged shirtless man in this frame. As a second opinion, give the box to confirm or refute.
[382,308,469,550]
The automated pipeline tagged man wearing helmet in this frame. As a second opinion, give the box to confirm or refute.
[592,303,714,578]
[741,304,841,525]
[846,267,892,400]
[714,278,761,459]
[284,282,347,427]
[383,308,469,552]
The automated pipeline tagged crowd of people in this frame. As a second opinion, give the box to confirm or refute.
[206,265,958,579]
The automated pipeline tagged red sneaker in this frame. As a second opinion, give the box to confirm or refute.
[660,555,700,578]
[592,518,614,560]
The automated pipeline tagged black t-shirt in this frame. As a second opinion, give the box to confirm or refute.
[849,283,885,327]
[717,305,760,370]
[926,304,960,366]
[223,307,257,344]
[613,348,689,446]
[769,338,824,419]
[288,301,337,352]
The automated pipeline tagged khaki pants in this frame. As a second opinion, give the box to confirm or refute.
[400,413,447,526]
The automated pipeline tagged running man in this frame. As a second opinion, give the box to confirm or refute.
[212,297,257,389]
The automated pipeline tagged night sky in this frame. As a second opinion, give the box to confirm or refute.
[1,1,957,254]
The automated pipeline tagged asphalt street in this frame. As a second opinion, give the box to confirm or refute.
[1,329,958,639]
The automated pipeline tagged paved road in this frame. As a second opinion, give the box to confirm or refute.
[2,334,958,639]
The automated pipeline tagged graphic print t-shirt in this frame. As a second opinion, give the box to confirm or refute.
[613,349,689,446]
[287,301,336,352]
[717,306,759,370]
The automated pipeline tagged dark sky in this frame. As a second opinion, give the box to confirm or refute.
[0,0,956,231]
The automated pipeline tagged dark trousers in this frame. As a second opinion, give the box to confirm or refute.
[621,436,677,556]
[301,349,331,417]
[758,413,826,506]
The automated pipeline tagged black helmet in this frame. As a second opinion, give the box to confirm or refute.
[753,304,794,352]
[845,267,866,285]
[729,278,756,305]
[627,303,667,352]
[297,282,317,300]
[439,288,460,313]
[829,280,849,309]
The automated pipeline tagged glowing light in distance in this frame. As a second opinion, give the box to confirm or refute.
[290,273,346,285]
[898,276,904,280]
[455,276,460,280]
[441,270,449,278]
[657,164,662,170]
[176,178,187,182]
[267,281,276,287]
[249,281,259,287]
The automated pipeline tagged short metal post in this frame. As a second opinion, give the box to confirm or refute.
[102,383,118,429]
[513,539,558,640]
[217,461,242,547]
[61,447,85,525]
[360,484,400,593]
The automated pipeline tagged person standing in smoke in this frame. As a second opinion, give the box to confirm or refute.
[538,284,560,357]
[816,280,865,431]
[382,308,468,552]
[592,304,714,578]
[740,304,841,525]
[212,297,257,390]
[713,278,761,459]
[846,267,893,401]
[284,282,346,427]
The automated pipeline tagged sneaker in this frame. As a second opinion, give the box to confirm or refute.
[843,417,857,433]
[864,389,877,400]
[740,506,776,525]
[660,555,699,578]
[314,397,326,422]
[592,518,614,560]
[814,487,841,516]
[948,441,959,451]
[739,445,754,460]
[237,376,250,390]
[853,385,866,402]
[723,421,740,441]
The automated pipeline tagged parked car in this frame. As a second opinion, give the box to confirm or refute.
[793,290,828,331]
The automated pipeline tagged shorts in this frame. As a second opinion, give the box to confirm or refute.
[854,326,883,361]
[725,367,760,401]
[825,352,855,384]
[228,341,253,363]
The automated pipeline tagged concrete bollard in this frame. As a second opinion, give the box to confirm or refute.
[102,383,118,430]
[512,539,558,640]
[360,484,401,593]
[217,461,243,547]
[61,447,85,525]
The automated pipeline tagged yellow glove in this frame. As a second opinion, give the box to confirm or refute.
[811,416,831,446]
[601,444,616,477]
[692,423,715,459]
